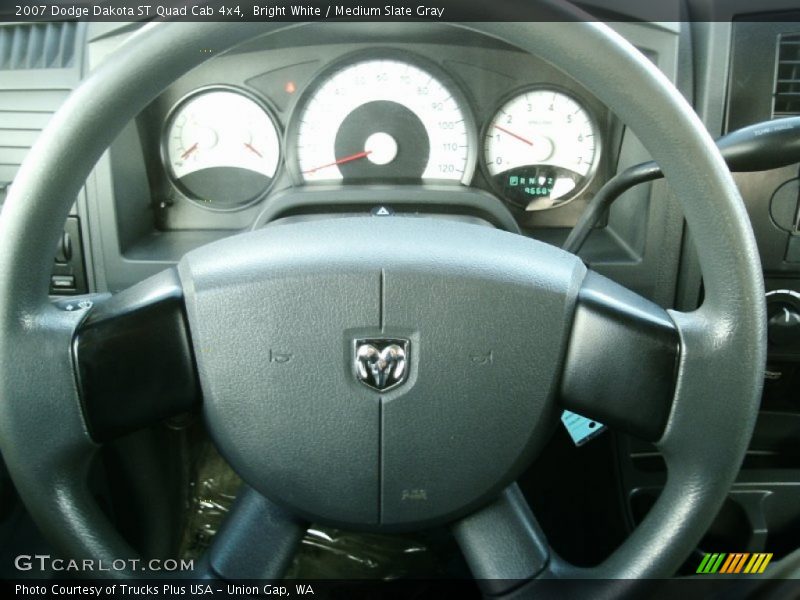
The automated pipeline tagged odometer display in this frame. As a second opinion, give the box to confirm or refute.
[293,58,473,184]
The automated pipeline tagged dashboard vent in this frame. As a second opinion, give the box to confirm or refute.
[0,23,77,71]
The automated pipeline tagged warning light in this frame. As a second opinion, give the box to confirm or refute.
[285,81,297,94]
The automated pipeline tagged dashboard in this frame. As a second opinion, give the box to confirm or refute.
[132,29,616,235]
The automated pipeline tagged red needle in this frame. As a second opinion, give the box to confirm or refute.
[493,124,534,146]
[180,142,199,160]
[244,142,262,158]
[303,150,372,174]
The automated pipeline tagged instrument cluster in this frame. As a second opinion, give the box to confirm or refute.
[153,48,609,222]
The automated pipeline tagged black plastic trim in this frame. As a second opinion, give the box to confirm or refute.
[559,271,681,442]
[250,185,521,233]
[72,269,200,443]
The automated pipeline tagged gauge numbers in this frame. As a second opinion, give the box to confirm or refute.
[295,58,472,184]
[484,89,599,210]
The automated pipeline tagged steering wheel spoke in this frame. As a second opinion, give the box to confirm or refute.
[198,486,307,581]
[559,270,681,442]
[452,484,551,596]
[72,268,200,443]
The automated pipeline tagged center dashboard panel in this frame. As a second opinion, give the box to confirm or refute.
[89,22,684,304]
[134,37,614,230]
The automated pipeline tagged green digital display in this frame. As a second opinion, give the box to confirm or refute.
[494,165,582,209]
[507,174,556,197]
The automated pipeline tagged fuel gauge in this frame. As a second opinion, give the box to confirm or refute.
[164,88,281,209]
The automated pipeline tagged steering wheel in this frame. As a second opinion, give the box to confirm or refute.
[0,13,766,595]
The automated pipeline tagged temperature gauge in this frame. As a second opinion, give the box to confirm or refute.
[163,88,281,209]
[484,88,600,210]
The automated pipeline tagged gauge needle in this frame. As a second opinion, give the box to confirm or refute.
[303,150,372,174]
[244,142,262,158]
[493,124,534,146]
[180,142,199,160]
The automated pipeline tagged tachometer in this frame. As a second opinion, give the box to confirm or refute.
[293,57,474,184]
[164,87,281,209]
[484,88,600,210]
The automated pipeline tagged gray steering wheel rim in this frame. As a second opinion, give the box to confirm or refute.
[0,14,765,580]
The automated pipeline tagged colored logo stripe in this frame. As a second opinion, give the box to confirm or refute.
[697,552,773,574]
[720,553,748,573]
[744,553,773,574]
[697,553,726,574]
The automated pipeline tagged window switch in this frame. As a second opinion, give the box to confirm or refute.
[51,275,76,292]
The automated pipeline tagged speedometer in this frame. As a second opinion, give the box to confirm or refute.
[292,56,474,184]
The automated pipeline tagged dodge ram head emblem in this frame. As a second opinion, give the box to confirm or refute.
[354,338,409,391]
